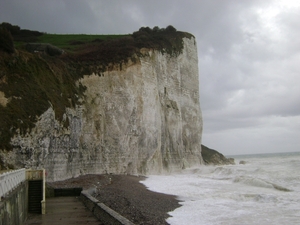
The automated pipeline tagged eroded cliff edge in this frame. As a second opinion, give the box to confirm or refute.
[0,27,203,181]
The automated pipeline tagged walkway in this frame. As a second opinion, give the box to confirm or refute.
[24,196,101,225]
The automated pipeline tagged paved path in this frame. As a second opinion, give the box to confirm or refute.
[25,196,101,225]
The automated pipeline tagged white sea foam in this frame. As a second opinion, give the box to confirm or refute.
[141,152,300,225]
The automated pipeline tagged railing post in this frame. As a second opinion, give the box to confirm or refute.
[41,169,46,214]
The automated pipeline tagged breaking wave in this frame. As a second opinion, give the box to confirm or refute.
[192,164,293,192]
[233,176,292,192]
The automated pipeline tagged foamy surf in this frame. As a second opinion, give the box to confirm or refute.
[141,152,300,225]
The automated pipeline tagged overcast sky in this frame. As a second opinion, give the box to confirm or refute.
[1,0,299,155]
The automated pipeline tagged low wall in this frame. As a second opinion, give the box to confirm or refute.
[0,169,26,199]
[0,181,28,225]
[80,190,135,225]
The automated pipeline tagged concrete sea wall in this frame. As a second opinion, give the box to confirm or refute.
[0,181,28,225]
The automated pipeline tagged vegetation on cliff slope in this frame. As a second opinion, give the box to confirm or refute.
[0,23,193,153]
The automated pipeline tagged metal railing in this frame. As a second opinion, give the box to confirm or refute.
[0,168,26,200]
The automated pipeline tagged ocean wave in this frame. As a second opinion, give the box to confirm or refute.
[213,166,234,176]
[235,193,279,203]
[233,176,292,192]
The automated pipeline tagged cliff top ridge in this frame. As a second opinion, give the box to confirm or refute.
[1,23,194,61]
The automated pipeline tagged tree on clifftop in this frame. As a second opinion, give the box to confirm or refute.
[165,25,177,32]
[0,22,21,35]
[0,27,15,53]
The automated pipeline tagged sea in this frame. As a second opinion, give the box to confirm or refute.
[141,152,300,225]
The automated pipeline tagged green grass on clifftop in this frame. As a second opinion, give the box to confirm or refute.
[36,34,128,52]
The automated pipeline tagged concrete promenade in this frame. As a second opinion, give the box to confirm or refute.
[24,196,101,225]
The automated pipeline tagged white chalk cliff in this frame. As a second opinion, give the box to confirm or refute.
[10,37,203,181]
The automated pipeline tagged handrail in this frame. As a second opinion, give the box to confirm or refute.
[0,168,26,200]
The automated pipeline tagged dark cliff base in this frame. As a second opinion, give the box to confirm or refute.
[201,144,235,165]
[48,174,180,225]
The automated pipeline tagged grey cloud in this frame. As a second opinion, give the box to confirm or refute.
[1,0,99,33]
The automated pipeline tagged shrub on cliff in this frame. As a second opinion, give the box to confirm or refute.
[0,22,21,35]
[0,22,43,43]
[165,25,177,32]
[0,27,15,53]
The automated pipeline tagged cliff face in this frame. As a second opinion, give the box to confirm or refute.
[1,36,203,181]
